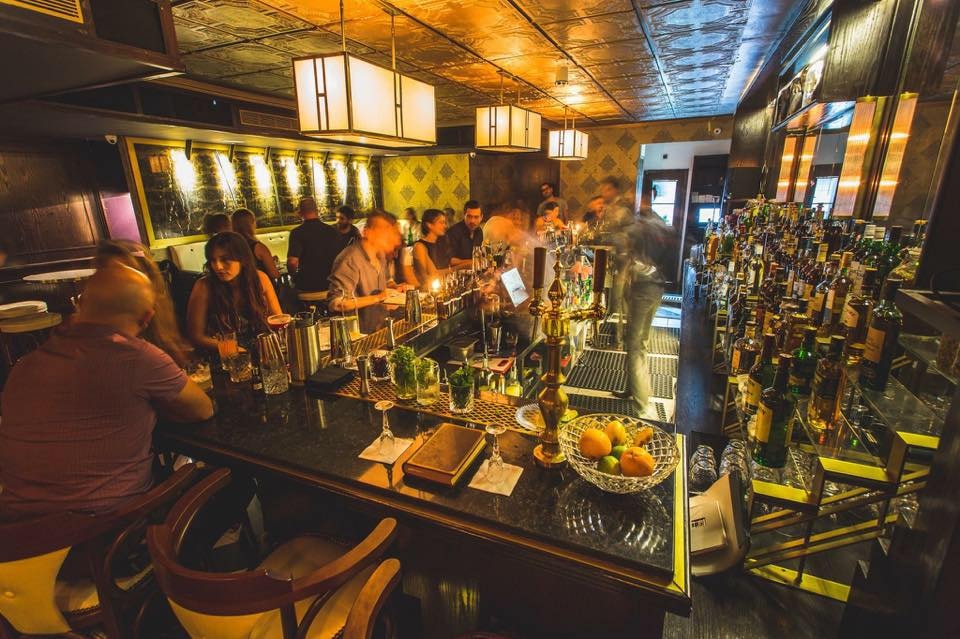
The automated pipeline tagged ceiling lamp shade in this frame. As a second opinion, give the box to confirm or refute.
[294,53,436,148]
[475,104,542,152]
[548,128,588,160]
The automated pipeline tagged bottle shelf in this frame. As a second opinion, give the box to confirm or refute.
[898,333,958,387]
[851,375,943,445]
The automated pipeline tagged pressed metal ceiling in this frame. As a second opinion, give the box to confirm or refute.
[171,0,797,125]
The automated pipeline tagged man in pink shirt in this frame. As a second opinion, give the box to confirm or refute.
[0,266,213,521]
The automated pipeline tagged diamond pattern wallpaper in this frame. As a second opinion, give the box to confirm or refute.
[559,115,733,214]
[382,153,470,216]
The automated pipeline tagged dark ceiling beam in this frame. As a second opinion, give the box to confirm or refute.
[628,0,677,118]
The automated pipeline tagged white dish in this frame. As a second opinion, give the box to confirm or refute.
[0,300,47,320]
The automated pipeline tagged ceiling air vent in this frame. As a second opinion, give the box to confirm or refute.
[238,109,298,132]
[1,0,83,23]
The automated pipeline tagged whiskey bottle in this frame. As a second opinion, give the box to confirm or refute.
[745,333,777,415]
[807,335,846,434]
[820,251,854,338]
[789,326,819,397]
[731,320,762,374]
[753,354,795,469]
[840,267,878,347]
[861,278,904,391]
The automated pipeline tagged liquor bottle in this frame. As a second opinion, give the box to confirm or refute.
[783,297,809,352]
[839,343,865,407]
[861,278,904,391]
[745,333,777,415]
[807,335,846,434]
[840,267,878,347]
[810,256,838,325]
[820,251,854,338]
[731,320,761,374]
[753,354,795,469]
[876,225,903,284]
[789,326,819,397]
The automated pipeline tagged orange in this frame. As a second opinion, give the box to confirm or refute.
[578,428,612,460]
[620,447,656,477]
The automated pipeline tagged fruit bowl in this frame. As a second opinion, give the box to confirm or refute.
[559,413,679,494]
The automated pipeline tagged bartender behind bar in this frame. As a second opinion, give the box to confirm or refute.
[327,210,406,334]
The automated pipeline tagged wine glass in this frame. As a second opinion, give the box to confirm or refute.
[485,422,507,482]
[374,400,396,454]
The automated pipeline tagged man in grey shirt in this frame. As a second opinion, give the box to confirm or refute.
[328,210,405,333]
[536,182,568,222]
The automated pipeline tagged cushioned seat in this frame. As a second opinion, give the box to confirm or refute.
[55,563,153,616]
[169,537,376,639]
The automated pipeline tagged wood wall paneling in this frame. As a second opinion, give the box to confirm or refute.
[0,139,106,265]
[820,0,899,102]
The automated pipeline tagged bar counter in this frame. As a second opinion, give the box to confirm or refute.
[156,377,691,636]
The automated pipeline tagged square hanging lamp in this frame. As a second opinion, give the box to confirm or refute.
[475,74,541,152]
[293,5,435,148]
[548,128,588,160]
[548,107,588,160]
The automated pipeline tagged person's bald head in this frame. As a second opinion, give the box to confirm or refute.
[78,265,156,335]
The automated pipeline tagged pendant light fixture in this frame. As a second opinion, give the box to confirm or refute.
[548,107,588,160]
[293,1,436,147]
[475,73,542,152]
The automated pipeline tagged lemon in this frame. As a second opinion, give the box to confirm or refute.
[578,428,612,460]
[604,420,629,446]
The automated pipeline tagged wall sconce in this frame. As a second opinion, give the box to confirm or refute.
[250,153,274,199]
[281,156,300,195]
[775,135,801,201]
[310,157,327,204]
[330,158,348,202]
[793,134,818,203]
[353,159,374,209]
[214,151,238,203]
[169,148,196,195]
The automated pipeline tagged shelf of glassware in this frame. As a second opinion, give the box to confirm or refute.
[849,375,943,450]
[898,333,958,387]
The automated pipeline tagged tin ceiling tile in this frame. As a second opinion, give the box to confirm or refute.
[261,0,384,27]
[188,42,289,76]
[514,0,634,23]
[653,28,739,53]
[259,30,370,57]
[174,0,313,39]
[542,11,643,49]
[641,0,748,35]
[568,38,652,65]
[224,69,294,94]
[173,18,240,53]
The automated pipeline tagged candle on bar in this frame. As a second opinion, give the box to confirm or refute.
[431,278,441,297]
[593,249,608,293]
[533,246,547,289]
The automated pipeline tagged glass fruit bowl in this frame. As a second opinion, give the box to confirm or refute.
[559,413,679,494]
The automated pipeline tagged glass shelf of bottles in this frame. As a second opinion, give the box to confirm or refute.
[848,374,943,442]
[898,333,958,387]
[793,399,885,466]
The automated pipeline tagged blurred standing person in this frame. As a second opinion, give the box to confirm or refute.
[622,184,677,408]
[94,240,191,367]
[334,205,361,252]
[328,211,405,333]
[600,176,635,345]
[287,197,339,293]
[186,232,281,352]
[534,201,567,235]
[447,199,483,267]
[536,182,568,222]
[582,195,605,226]
[599,176,632,228]
[231,208,281,281]
[402,207,419,245]
[202,213,231,237]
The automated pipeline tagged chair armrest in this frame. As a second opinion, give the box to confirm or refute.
[343,558,401,639]
[285,518,397,600]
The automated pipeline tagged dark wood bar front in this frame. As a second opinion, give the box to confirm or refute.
[156,380,690,638]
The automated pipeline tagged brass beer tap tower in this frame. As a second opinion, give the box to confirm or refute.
[528,246,608,468]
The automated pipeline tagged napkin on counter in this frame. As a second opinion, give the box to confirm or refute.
[358,437,415,464]
[468,460,523,496]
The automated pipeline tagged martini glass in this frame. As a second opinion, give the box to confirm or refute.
[374,400,396,455]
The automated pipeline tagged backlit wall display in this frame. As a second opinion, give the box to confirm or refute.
[832,99,878,217]
[872,94,918,218]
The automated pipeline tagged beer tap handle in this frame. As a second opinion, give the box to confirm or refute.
[593,249,608,294]
[533,246,546,289]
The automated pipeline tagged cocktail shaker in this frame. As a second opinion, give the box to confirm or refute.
[287,312,320,386]
[357,355,370,397]
[329,316,354,365]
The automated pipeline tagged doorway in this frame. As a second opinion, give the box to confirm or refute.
[641,169,687,288]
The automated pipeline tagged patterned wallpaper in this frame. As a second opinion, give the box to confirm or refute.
[381,153,470,216]
[559,116,734,214]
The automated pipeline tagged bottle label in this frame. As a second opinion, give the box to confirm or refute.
[842,305,859,330]
[864,327,886,363]
[826,289,836,315]
[731,348,741,372]
[811,292,825,314]
[746,378,762,408]
[803,283,814,300]
[756,403,773,443]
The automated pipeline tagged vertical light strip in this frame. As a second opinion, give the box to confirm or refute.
[775,135,801,201]
[214,151,238,204]
[872,93,918,218]
[170,149,197,196]
[310,157,327,204]
[250,154,274,199]
[793,134,819,204]
[833,99,878,217]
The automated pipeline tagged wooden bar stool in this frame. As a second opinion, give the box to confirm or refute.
[147,468,400,639]
[0,464,201,639]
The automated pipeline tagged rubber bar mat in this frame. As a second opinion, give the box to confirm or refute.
[651,373,675,399]
[577,349,627,370]
[661,294,683,305]
[567,394,640,418]
[647,355,679,377]
[565,366,627,393]
[649,328,680,356]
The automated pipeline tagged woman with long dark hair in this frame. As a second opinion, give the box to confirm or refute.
[186,232,281,352]
[411,208,452,287]
[93,239,191,367]
[230,208,282,280]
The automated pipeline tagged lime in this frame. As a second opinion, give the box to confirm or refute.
[611,445,627,460]
[597,455,620,475]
